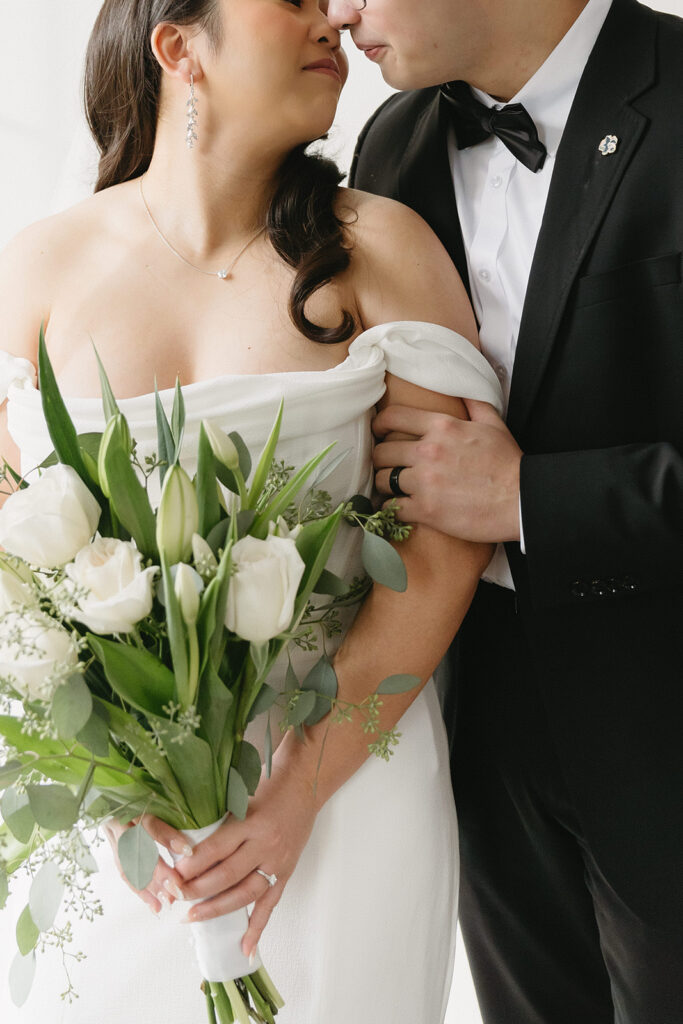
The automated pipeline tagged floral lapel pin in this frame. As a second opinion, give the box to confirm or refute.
[598,135,619,156]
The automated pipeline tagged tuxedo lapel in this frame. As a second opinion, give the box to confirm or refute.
[397,91,471,295]
[507,0,656,437]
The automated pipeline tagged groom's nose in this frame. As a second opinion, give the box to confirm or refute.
[321,0,363,31]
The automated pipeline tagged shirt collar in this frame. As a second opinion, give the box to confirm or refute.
[471,0,614,157]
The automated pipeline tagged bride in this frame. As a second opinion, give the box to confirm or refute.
[0,0,502,1020]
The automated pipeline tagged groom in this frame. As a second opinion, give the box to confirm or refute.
[324,0,683,1021]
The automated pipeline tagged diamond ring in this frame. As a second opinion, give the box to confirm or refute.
[256,869,278,887]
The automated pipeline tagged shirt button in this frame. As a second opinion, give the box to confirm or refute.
[478,268,492,283]
[491,175,503,189]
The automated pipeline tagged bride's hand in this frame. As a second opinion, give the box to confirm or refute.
[173,752,317,958]
[104,815,190,914]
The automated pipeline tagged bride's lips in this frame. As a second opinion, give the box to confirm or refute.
[303,58,343,82]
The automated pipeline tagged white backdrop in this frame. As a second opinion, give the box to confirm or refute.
[1,2,681,1021]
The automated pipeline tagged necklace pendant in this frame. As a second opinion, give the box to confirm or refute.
[217,269,230,280]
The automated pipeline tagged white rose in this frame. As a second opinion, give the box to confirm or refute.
[0,570,37,615]
[0,610,79,702]
[64,536,158,635]
[0,465,101,568]
[225,535,305,644]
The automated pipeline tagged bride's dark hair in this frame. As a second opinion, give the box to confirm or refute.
[84,0,355,345]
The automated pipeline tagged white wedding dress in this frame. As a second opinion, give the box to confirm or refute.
[0,321,502,1024]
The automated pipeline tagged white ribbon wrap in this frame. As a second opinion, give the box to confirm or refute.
[173,816,263,983]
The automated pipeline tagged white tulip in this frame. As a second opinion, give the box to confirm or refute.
[64,536,158,635]
[0,465,101,568]
[225,535,305,644]
[268,516,303,541]
[0,610,79,702]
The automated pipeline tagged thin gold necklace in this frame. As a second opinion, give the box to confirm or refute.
[139,175,265,281]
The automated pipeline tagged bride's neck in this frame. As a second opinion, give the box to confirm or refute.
[141,128,284,259]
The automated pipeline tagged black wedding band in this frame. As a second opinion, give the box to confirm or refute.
[389,466,407,498]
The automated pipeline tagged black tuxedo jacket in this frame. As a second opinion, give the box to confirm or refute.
[351,0,683,926]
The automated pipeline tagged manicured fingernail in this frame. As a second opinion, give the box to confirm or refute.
[170,839,194,857]
[163,879,184,900]
[157,891,170,909]
[148,903,160,916]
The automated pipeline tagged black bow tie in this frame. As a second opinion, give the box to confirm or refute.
[440,80,547,173]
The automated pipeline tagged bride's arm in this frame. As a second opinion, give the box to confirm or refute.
[166,196,492,947]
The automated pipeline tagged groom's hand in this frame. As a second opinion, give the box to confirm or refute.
[373,400,523,543]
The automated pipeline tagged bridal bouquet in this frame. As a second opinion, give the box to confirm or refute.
[0,332,415,1023]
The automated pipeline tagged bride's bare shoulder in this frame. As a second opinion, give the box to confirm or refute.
[0,184,135,361]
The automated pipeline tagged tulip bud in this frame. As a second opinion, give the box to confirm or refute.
[174,562,201,626]
[191,533,218,581]
[97,414,132,499]
[202,420,240,471]
[156,464,199,565]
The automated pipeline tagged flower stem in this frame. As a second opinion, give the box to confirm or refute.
[209,983,235,1024]
[251,966,285,1010]
[223,981,251,1024]
[203,981,219,1024]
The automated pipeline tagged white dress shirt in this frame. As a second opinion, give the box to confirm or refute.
[448,0,613,589]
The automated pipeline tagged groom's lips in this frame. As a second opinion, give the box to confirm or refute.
[358,43,387,62]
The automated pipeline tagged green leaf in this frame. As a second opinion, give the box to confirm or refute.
[251,445,336,537]
[1,788,35,844]
[301,656,338,725]
[87,634,177,717]
[40,432,103,471]
[237,742,262,796]
[26,784,79,832]
[76,704,110,758]
[250,642,269,679]
[264,716,273,779]
[230,431,252,482]
[37,326,96,495]
[117,824,159,891]
[312,569,348,597]
[226,768,249,821]
[0,759,23,792]
[206,517,231,557]
[236,510,256,538]
[361,531,407,592]
[51,674,93,740]
[92,344,120,422]
[247,683,278,722]
[196,424,222,538]
[155,385,175,486]
[247,399,284,507]
[0,867,8,910]
[376,673,421,695]
[292,506,345,622]
[29,861,64,931]
[159,554,189,706]
[171,378,186,453]
[9,949,36,1007]
[288,690,316,728]
[309,446,351,488]
[153,719,219,825]
[100,414,158,558]
[16,905,39,955]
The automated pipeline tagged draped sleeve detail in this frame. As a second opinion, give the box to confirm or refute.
[345,321,505,415]
[0,350,37,406]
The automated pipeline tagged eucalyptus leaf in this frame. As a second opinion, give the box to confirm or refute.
[376,674,421,695]
[288,690,317,728]
[0,867,8,910]
[51,674,93,740]
[16,905,39,956]
[361,531,407,592]
[247,683,278,722]
[0,759,23,791]
[237,742,262,796]
[1,788,35,844]
[206,517,231,556]
[29,861,64,932]
[226,768,249,821]
[301,655,338,726]
[236,510,256,538]
[118,824,159,891]
[26,785,79,832]
[229,431,252,482]
[9,949,36,1007]
[76,705,110,758]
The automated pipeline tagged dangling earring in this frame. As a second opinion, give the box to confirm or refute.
[186,74,198,149]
